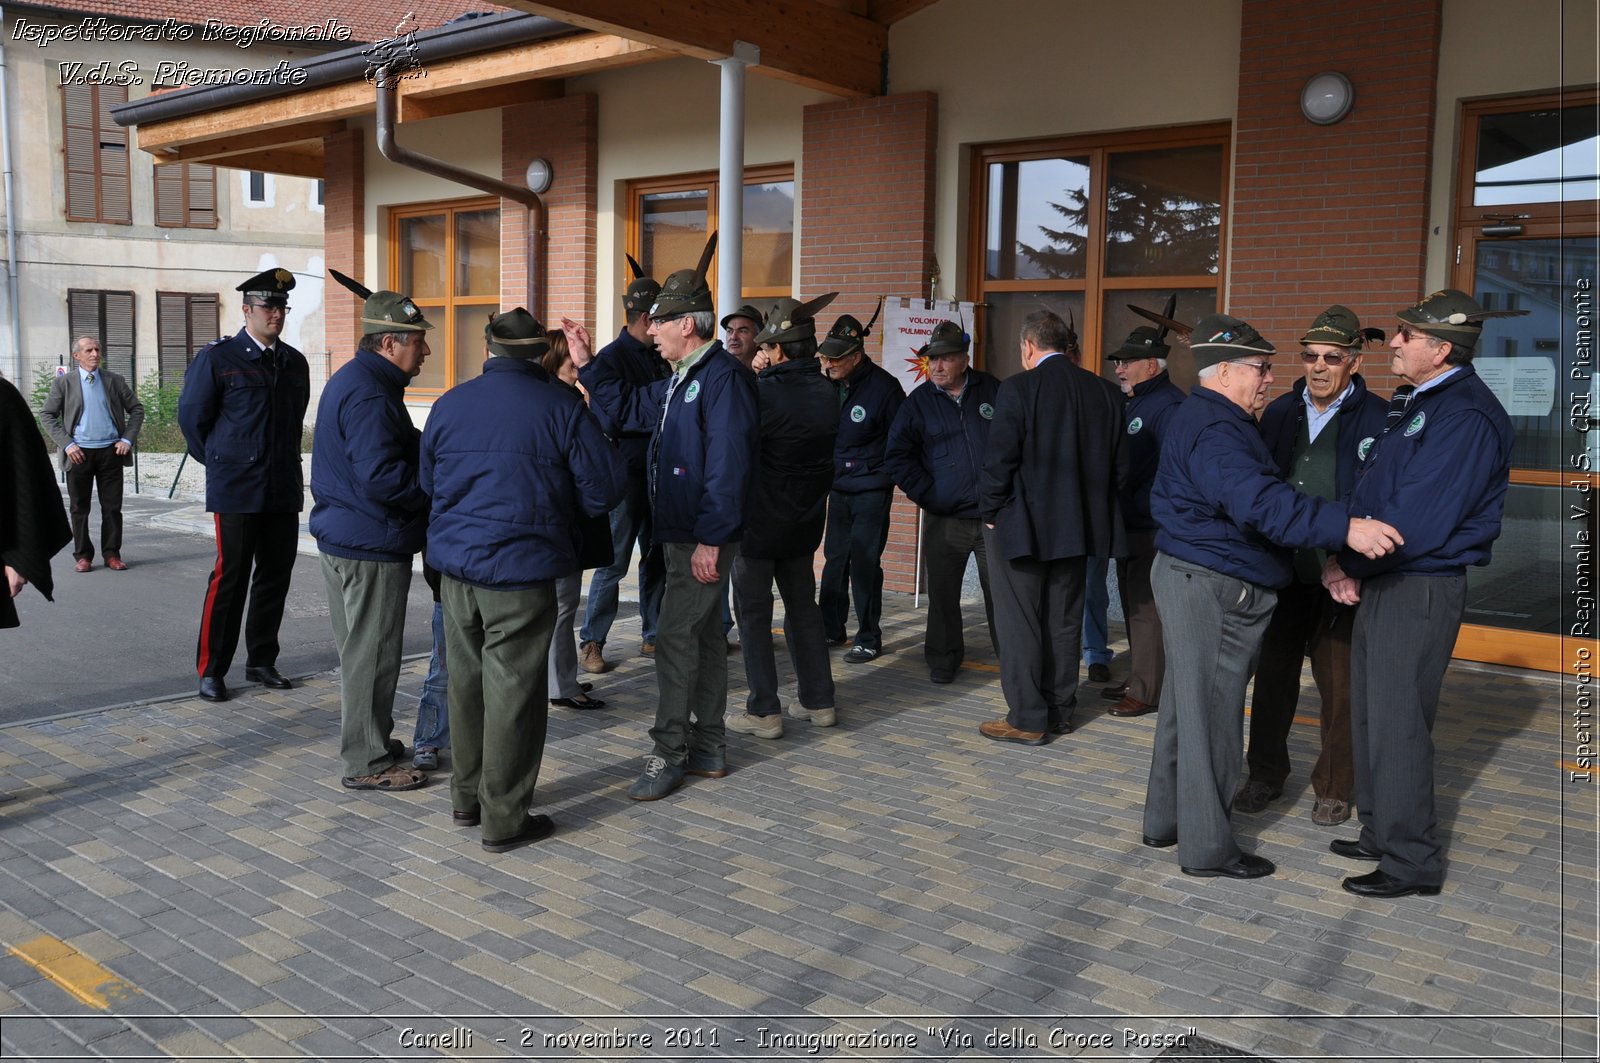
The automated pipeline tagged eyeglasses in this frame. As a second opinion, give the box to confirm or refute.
[649,313,686,326]
[1229,360,1272,374]
[246,303,289,316]
[1393,324,1428,344]
[1301,350,1349,366]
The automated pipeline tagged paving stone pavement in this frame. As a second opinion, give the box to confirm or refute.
[0,598,1594,1062]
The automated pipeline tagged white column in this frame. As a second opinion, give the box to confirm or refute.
[713,42,759,323]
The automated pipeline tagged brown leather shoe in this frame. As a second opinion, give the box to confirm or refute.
[74,558,91,573]
[1311,797,1351,826]
[578,641,608,675]
[1099,682,1129,702]
[104,556,128,571]
[978,719,1047,746]
[1107,695,1156,717]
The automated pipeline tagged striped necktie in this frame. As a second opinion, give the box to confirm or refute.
[1383,385,1416,433]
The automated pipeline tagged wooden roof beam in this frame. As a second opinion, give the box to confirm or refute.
[145,120,345,165]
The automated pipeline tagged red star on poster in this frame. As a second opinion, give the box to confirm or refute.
[905,347,929,382]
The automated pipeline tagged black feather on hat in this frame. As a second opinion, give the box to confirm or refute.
[648,232,718,320]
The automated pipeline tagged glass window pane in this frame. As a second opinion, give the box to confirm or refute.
[455,306,488,384]
[742,180,794,293]
[986,157,1091,280]
[455,209,500,297]
[1474,105,1600,206]
[409,302,447,391]
[1100,288,1215,393]
[1471,236,1598,471]
[1464,483,1571,634]
[399,214,446,300]
[1104,146,1223,277]
[981,291,1084,380]
[641,189,709,278]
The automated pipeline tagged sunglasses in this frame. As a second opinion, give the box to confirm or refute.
[1301,350,1349,366]
[1393,324,1430,344]
[1229,360,1272,375]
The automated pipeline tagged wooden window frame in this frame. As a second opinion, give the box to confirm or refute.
[154,162,218,229]
[67,289,135,381]
[61,83,131,224]
[156,292,220,386]
[624,164,796,305]
[966,122,1231,374]
[387,196,500,396]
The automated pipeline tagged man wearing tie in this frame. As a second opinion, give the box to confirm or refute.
[40,335,144,572]
[179,268,310,703]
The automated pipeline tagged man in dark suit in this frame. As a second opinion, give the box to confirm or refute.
[178,268,310,703]
[976,309,1126,744]
[39,336,144,572]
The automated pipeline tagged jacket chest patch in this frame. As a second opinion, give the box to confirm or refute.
[684,380,701,403]
[850,404,866,423]
[1403,411,1426,437]
[979,402,994,420]
[1127,416,1144,435]
[1357,435,1375,460]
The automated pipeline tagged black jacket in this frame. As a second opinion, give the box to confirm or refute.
[884,369,1000,519]
[743,358,838,559]
[832,358,905,493]
[584,327,668,474]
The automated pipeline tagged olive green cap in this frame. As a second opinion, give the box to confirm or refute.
[361,291,433,333]
[484,307,550,359]
[648,232,718,320]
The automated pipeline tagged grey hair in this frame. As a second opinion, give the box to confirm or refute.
[1155,358,1168,371]
[1197,363,1219,381]
[686,310,717,340]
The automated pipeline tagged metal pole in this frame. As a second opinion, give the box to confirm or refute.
[0,6,23,382]
[713,43,758,322]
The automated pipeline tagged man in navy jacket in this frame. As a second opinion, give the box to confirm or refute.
[1238,306,1387,828]
[1141,313,1402,882]
[1325,290,1520,899]
[423,308,626,852]
[567,236,759,801]
[885,320,1000,685]
[178,268,310,703]
[311,289,433,794]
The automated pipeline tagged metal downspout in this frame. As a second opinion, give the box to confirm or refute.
[373,66,546,318]
[714,43,758,326]
[0,6,22,381]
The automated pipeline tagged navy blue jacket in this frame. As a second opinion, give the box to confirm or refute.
[584,327,668,474]
[581,341,758,547]
[1258,373,1388,500]
[1340,365,1512,578]
[1153,385,1350,588]
[178,327,310,513]
[884,369,1000,519]
[420,357,626,589]
[1121,370,1187,531]
[744,358,838,559]
[832,358,905,494]
[309,349,428,563]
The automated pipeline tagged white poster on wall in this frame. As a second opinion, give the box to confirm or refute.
[1474,356,1556,417]
[881,298,976,395]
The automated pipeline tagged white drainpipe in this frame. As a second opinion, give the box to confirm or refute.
[0,6,22,382]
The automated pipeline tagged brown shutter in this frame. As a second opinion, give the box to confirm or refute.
[187,164,216,227]
[153,164,183,227]
[156,292,187,384]
[102,292,135,379]
[67,289,99,347]
[95,86,130,224]
[62,84,97,221]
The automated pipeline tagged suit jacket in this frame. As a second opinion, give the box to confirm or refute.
[978,354,1127,563]
[39,367,144,473]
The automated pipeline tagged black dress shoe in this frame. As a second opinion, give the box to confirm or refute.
[1087,662,1112,683]
[197,676,229,702]
[452,806,481,827]
[1142,834,1176,849]
[244,665,292,689]
[929,670,955,685]
[1181,853,1276,879]
[1342,869,1440,898]
[550,694,606,710]
[482,813,554,853]
[1329,838,1383,861]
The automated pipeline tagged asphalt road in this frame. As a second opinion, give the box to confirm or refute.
[1,492,436,726]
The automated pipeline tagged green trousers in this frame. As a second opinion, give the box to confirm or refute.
[649,542,734,766]
[441,575,556,841]
[322,553,413,779]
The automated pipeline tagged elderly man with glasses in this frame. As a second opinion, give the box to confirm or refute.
[1236,307,1389,828]
[1140,313,1403,882]
[179,268,310,704]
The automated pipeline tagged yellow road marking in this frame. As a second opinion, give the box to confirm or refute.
[8,935,138,1009]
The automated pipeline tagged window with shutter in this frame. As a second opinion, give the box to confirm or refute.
[67,290,136,380]
[61,84,131,224]
[154,162,218,229]
[156,292,219,384]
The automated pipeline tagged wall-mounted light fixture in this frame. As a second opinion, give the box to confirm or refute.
[1300,72,1354,125]
[525,158,553,195]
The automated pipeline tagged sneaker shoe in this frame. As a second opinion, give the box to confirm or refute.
[843,645,879,664]
[727,712,783,740]
[685,752,728,778]
[640,640,656,658]
[1087,662,1112,683]
[1311,797,1351,826]
[627,755,684,801]
[579,641,608,675]
[784,703,836,727]
[412,746,440,771]
[1233,777,1283,814]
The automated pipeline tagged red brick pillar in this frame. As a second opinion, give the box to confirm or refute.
[322,128,364,375]
[801,91,938,595]
[502,93,597,324]
[1231,0,1441,396]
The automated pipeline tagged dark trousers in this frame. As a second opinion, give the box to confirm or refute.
[1116,529,1164,704]
[732,552,835,717]
[1350,571,1464,886]
[195,511,299,679]
[441,576,556,842]
[819,487,893,652]
[1143,553,1277,870]
[985,529,1085,733]
[66,446,123,562]
[922,512,995,675]
[1245,578,1355,801]
[651,541,734,766]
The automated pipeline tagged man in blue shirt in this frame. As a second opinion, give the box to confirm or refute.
[39,336,144,572]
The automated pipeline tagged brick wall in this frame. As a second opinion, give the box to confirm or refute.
[322,128,364,376]
[1231,0,1441,397]
[501,93,598,324]
[801,91,938,594]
